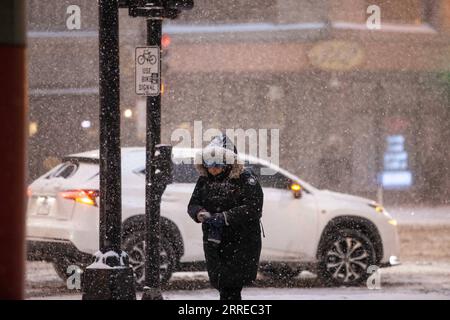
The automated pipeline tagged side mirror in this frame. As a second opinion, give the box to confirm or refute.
[290,182,303,199]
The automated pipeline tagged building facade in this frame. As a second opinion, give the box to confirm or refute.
[27,0,145,181]
[159,0,450,204]
[27,0,450,204]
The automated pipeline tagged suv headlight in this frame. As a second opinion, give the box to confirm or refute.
[388,219,398,226]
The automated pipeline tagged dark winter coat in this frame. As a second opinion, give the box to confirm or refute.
[187,141,264,289]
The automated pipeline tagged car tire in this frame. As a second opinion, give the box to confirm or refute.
[122,230,177,290]
[317,229,376,287]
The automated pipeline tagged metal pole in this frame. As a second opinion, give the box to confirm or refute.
[375,82,385,205]
[98,0,122,253]
[82,0,135,299]
[142,16,163,300]
[0,0,26,300]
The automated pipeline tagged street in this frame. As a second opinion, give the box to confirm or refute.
[26,261,450,300]
[26,206,450,300]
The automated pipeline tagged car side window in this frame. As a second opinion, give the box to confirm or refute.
[46,161,78,179]
[246,164,290,189]
[137,163,199,184]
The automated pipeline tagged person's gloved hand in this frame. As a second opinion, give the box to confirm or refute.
[205,213,225,244]
[197,210,211,223]
[206,212,225,227]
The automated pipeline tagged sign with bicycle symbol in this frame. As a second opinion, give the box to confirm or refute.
[135,46,160,96]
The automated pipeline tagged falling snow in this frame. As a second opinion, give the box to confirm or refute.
[25,0,450,300]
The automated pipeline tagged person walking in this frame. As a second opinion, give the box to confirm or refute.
[187,134,264,300]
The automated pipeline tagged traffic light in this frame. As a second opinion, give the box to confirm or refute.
[161,33,171,74]
[120,0,194,9]
[119,0,193,19]
[118,0,153,7]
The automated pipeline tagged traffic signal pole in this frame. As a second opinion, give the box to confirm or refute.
[122,0,193,300]
[81,0,136,300]
[98,0,122,257]
[0,0,26,300]
[142,17,163,300]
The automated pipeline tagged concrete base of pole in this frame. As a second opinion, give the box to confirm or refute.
[141,286,163,300]
[81,267,136,300]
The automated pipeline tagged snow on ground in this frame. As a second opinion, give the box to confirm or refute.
[26,206,450,300]
[168,260,450,300]
[27,261,450,300]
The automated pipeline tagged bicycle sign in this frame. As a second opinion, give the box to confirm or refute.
[137,49,157,65]
[135,46,160,96]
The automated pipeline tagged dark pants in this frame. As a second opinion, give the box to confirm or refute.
[219,287,242,300]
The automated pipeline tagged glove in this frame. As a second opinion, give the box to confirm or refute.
[197,210,211,223]
[206,212,225,227]
[205,213,225,244]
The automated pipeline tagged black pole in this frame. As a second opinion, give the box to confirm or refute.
[142,16,163,301]
[98,0,122,254]
[82,0,136,299]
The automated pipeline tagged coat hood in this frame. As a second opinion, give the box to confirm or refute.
[195,134,244,179]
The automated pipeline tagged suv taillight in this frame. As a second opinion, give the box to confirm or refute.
[60,190,99,207]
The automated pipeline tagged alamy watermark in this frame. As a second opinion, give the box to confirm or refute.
[366,265,382,290]
[366,5,381,30]
[66,265,82,290]
[171,121,279,176]
[66,5,81,30]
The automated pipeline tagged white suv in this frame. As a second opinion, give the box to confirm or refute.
[27,147,400,287]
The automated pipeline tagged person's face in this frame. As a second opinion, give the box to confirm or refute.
[207,166,224,176]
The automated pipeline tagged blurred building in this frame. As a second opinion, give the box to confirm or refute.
[27,0,450,204]
[161,0,450,204]
[27,0,145,181]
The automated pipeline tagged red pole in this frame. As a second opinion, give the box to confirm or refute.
[0,0,27,299]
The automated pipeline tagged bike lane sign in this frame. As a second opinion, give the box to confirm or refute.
[135,46,160,96]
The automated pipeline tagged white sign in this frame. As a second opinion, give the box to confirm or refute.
[135,46,160,96]
[380,135,413,189]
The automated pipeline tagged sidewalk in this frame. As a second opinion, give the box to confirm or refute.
[26,206,450,299]
[387,206,450,262]
[29,262,450,300]
[388,205,450,226]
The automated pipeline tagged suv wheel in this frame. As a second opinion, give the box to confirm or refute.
[318,229,376,286]
[123,231,177,290]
